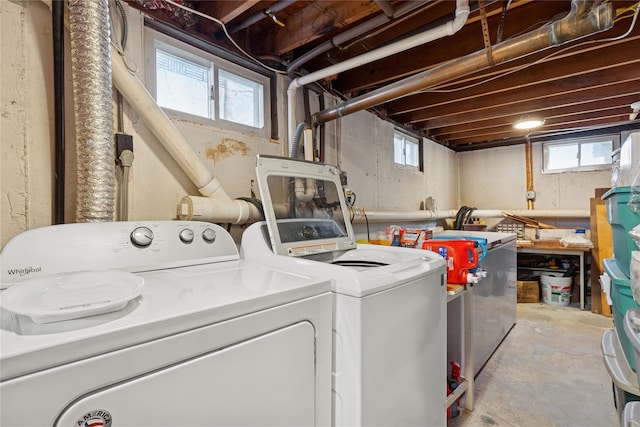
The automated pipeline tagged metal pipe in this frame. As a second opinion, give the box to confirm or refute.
[288,0,469,143]
[228,0,295,34]
[53,0,65,224]
[313,0,614,126]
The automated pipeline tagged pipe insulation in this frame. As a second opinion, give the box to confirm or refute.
[69,0,115,222]
[313,0,614,125]
[288,0,470,142]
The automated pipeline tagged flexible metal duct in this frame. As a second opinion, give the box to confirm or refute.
[69,0,115,222]
[313,0,615,126]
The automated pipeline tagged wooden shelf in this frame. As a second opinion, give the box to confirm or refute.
[446,285,474,414]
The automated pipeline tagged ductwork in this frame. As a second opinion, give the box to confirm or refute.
[312,0,615,126]
[69,0,115,222]
[287,0,470,143]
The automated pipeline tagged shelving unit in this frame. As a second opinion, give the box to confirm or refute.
[446,284,474,414]
[517,245,590,309]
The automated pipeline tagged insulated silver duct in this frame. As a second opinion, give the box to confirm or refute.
[69,0,115,222]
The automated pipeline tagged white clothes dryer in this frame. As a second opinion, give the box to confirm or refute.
[0,221,332,427]
[241,156,448,427]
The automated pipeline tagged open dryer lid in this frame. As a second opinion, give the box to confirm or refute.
[255,155,357,257]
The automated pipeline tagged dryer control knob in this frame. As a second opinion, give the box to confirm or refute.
[202,228,217,243]
[131,226,154,247]
[179,228,195,244]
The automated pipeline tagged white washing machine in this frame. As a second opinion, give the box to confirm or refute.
[241,156,448,427]
[0,220,332,427]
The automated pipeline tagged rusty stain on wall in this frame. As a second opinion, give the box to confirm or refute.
[206,139,250,163]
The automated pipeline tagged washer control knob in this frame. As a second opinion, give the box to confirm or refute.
[202,228,216,243]
[179,228,195,244]
[131,226,154,247]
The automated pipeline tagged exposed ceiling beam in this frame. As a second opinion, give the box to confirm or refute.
[197,1,261,24]
[256,1,384,56]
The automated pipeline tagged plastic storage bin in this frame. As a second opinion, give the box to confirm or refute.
[605,257,638,371]
[624,307,640,391]
[623,401,640,426]
[602,186,640,278]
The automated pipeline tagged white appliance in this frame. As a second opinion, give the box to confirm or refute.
[0,221,332,427]
[435,230,517,375]
[241,156,448,427]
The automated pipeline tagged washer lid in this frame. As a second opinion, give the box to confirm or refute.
[255,155,357,257]
[0,270,144,323]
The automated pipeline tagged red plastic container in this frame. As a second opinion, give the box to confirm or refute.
[422,240,480,284]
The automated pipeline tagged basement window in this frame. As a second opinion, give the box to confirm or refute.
[542,135,618,173]
[393,130,422,171]
[145,28,269,136]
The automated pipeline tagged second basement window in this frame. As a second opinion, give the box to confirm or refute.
[394,130,422,171]
[542,136,618,173]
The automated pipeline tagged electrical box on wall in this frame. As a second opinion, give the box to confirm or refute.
[526,190,536,200]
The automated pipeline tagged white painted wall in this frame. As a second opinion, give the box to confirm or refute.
[338,111,458,212]
[457,143,611,211]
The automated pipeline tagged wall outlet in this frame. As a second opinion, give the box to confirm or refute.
[526,190,536,200]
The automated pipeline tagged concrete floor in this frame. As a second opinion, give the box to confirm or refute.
[450,303,618,427]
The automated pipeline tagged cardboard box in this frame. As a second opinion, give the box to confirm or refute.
[517,280,539,303]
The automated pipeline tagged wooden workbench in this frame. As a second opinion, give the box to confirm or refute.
[517,240,591,310]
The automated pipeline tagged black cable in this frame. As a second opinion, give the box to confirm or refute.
[114,0,128,50]
[364,211,370,243]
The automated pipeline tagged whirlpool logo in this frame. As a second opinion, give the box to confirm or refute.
[6,266,42,277]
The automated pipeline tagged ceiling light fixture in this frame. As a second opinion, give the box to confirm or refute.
[514,115,545,130]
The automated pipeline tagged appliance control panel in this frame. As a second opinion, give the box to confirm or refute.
[0,221,238,288]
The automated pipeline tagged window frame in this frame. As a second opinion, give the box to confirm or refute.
[393,129,423,172]
[541,134,620,174]
[144,26,272,138]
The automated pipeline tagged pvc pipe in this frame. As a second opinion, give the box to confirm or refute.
[352,209,590,223]
[111,46,231,202]
[287,0,469,143]
[177,195,263,224]
[294,129,316,202]
[111,46,264,223]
